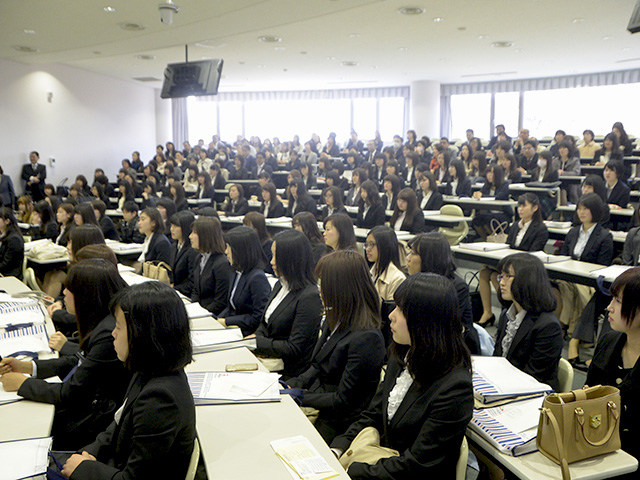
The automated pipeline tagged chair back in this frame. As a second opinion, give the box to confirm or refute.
[557,357,574,393]
[185,438,200,480]
[456,436,468,480]
[24,267,42,292]
[438,205,469,246]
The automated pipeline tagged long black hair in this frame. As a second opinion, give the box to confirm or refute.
[496,253,556,313]
[368,226,401,277]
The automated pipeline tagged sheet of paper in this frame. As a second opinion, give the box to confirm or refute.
[271,436,336,480]
[472,356,551,396]
[0,324,50,357]
[0,436,52,480]
[191,329,243,347]
[482,397,544,434]
[185,302,214,319]
[0,301,45,328]
[0,382,23,405]
[188,371,281,401]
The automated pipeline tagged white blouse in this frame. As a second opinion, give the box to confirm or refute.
[387,366,414,420]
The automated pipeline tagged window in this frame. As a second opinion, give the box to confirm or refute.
[187,97,217,143]
[218,101,243,142]
[378,97,405,142]
[450,93,491,142]
[352,98,377,143]
[494,92,520,139]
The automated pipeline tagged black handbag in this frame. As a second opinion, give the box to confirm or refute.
[465,271,483,324]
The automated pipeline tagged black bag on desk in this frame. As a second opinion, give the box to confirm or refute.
[466,271,483,323]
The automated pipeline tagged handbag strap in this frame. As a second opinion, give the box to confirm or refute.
[540,407,571,480]
[490,218,508,235]
[574,401,620,447]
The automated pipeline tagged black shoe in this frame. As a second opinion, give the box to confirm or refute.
[478,314,495,327]
[568,357,589,372]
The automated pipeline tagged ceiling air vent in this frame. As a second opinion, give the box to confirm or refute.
[133,77,162,82]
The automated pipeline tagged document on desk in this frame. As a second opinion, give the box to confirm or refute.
[590,265,633,281]
[187,371,281,404]
[185,302,215,319]
[470,397,543,456]
[0,324,50,358]
[526,251,572,263]
[0,436,52,480]
[472,356,552,405]
[0,382,24,406]
[0,296,46,328]
[271,436,338,480]
[459,242,510,252]
[190,328,255,353]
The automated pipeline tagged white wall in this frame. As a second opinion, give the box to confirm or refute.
[0,59,158,194]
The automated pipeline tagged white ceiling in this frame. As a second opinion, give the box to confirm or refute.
[2,0,640,92]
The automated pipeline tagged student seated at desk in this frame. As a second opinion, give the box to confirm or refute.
[529,150,559,183]
[331,274,473,479]
[288,251,386,443]
[381,174,402,211]
[365,226,406,302]
[493,253,564,391]
[417,172,443,212]
[292,212,332,267]
[586,268,640,465]
[259,182,285,218]
[471,164,512,241]
[216,226,271,335]
[285,178,316,217]
[55,203,75,247]
[593,132,623,167]
[91,199,119,241]
[477,193,549,327]
[407,232,479,354]
[169,182,189,212]
[0,207,24,279]
[622,207,640,266]
[243,212,275,274]
[574,175,611,229]
[169,211,198,297]
[58,282,195,480]
[17,195,35,224]
[443,159,472,197]
[29,199,59,241]
[0,260,129,450]
[320,186,347,221]
[135,207,172,271]
[604,160,631,209]
[250,230,323,378]
[502,153,522,183]
[189,217,232,316]
[345,167,367,207]
[356,180,385,229]
[119,201,145,244]
[221,183,249,217]
[389,188,425,234]
[324,213,357,252]
[73,202,99,228]
[155,197,177,238]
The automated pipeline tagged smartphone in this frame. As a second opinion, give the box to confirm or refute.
[225,363,258,372]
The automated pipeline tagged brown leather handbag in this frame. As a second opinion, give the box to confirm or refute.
[537,385,621,480]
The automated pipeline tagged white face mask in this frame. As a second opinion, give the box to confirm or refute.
[219,154,226,160]
[537,159,547,169]
[393,141,401,149]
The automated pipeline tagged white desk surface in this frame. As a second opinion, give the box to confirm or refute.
[0,277,56,442]
[468,429,637,480]
[509,184,560,194]
[443,196,518,208]
[556,205,635,217]
[185,348,350,480]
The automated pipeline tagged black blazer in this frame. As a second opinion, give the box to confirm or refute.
[622,226,640,266]
[170,243,199,297]
[0,174,16,207]
[288,325,386,442]
[444,177,472,197]
[191,252,232,315]
[452,274,480,355]
[21,163,46,199]
[56,224,74,247]
[394,209,425,234]
[586,331,640,461]
[30,222,59,242]
[260,199,286,218]
[345,186,361,207]
[175,198,189,212]
[286,195,317,217]
[607,181,631,208]
[506,220,549,251]
[18,314,131,450]
[418,190,443,211]
[593,149,623,165]
[0,231,24,279]
[99,215,119,241]
[559,224,613,265]
[70,370,195,480]
[229,167,250,180]
[254,282,323,378]
[331,357,473,479]
[224,197,249,216]
[381,192,397,211]
[529,167,559,183]
[144,232,172,265]
[494,310,564,391]
[356,203,386,229]
[480,181,511,200]
[196,185,215,204]
[219,268,272,336]
[320,205,347,221]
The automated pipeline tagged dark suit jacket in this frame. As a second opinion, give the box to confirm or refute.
[71,370,195,480]
[607,181,631,208]
[229,167,250,180]
[18,315,131,450]
[418,191,444,211]
[29,222,59,242]
[119,217,144,244]
[251,163,273,179]
[191,252,232,315]
[99,215,119,241]
[332,357,473,479]
[506,220,549,251]
[444,177,472,197]
[21,163,46,199]
[622,226,640,266]
[586,331,640,461]
[0,174,16,207]
[219,268,272,336]
[560,224,613,265]
[286,195,317,217]
[480,181,511,200]
[196,185,215,204]
[254,282,323,378]
[0,231,24,279]
[320,205,347,221]
[381,193,397,211]
[494,310,564,391]
[260,199,286,218]
[356,203,385,229]
[529,167,559,183]
[288,325,386,442]
[224,198,249,216]
[395,209,425,234]
[171,243,199,297]
[56,224,74,247]
[452,274,479,355]
[144,231,172,265]
[593,149,623,165]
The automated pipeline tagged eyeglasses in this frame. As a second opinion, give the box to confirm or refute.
[364,242,377,250]
[497,273,515,282]
[406,250,417,257]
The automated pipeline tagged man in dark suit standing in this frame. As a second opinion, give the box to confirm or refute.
[21,151,46,201]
